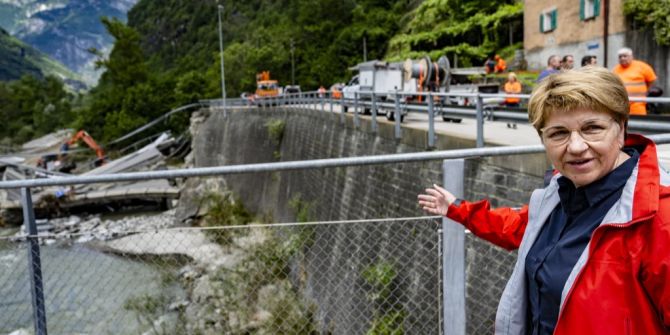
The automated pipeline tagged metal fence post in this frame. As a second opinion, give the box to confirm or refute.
[371,92,378,132]
[330,93,334,114]
[428,93,435,148]
[476,94,484,147]
[321,94,325,112]
[394,91,401,139]
[340,96,346,125]
[22,187,48,335]
[354,92,360,128]
[441,160,466,335]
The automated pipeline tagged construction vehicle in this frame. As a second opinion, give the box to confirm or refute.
[37,130,105,172]
[65,130,105,164]
[255,71,282,106]
[255,71,280,97]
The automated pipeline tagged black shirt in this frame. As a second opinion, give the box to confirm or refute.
[525,148,639,335]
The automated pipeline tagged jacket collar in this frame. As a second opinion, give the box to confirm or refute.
[548,133,660,222]
[625,133,660,220]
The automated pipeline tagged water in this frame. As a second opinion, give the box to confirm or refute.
[0,232,181,335]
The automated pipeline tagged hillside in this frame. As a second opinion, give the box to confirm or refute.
[127,0,417,96]
[0,26,84,87]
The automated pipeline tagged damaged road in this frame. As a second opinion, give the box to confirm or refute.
[0,132,185,225]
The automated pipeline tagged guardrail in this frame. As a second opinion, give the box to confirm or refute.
[5,134,670,335]
[205,90,670,149]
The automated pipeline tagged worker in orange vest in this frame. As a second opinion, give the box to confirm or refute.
[494,55,507,73]
[612,47,657,115]
[503,72,522,107]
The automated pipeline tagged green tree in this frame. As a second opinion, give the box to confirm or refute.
[624,0,670,46]
[388,0,523,66]
[0,75,73,144]
[78,17,150,141]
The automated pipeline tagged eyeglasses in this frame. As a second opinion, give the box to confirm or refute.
[540,118,617,146]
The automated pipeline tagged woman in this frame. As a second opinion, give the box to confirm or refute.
[504,72,522,107]
[418,67,670,334]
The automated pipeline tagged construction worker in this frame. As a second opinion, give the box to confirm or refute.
[494,55,507,73]
[331,84,343,99]
[613,47,657,115]
[503,72,522,107]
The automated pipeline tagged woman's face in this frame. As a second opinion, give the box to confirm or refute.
[541,108,625,187]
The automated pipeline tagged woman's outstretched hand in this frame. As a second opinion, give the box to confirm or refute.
[417,184,457,216]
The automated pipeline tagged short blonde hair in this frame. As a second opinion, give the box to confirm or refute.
[528,67,629,133]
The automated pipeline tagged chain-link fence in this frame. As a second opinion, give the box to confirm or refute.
[464,234,516,334]
[0,215,442,335]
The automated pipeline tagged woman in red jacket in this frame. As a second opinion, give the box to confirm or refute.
[418,67,670,335]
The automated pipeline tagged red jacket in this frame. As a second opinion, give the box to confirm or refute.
[446,134,670,334]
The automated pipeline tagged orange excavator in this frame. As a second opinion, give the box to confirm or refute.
[64,130,105,163]
[37,130,105,172]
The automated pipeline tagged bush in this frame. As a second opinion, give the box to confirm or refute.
[201,192,253,245]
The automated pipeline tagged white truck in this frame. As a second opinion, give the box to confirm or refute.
[342,56,451,121]
[343,56,506,123]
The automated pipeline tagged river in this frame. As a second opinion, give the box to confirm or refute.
[0,217,184,335]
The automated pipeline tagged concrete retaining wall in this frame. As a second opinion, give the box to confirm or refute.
[190,107,548,334]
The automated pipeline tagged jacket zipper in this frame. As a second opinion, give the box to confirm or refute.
[625,317,632,335]
[551,214,654,334]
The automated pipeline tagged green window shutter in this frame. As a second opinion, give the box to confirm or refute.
[594,0,601,17]
[540,13,545,32]
[580,0,585,20]
[551,10,557,30]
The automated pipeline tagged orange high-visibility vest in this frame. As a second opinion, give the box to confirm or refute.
[613,60,657,115]
[504,81,521,104]
[495,58,507,73]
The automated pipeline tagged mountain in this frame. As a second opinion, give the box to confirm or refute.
[0,25,84,87]
[0,0,137,84]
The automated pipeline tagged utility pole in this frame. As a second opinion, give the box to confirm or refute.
[290,38,295,86]
[217,2,227,117]
[363,34,367,62]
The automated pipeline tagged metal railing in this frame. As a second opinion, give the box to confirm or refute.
[208,90,670,150]
[87,90,670,155]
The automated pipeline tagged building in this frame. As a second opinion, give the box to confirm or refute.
[524,0,626,70]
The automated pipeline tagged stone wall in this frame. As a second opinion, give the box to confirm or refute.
[190,107,547,334]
